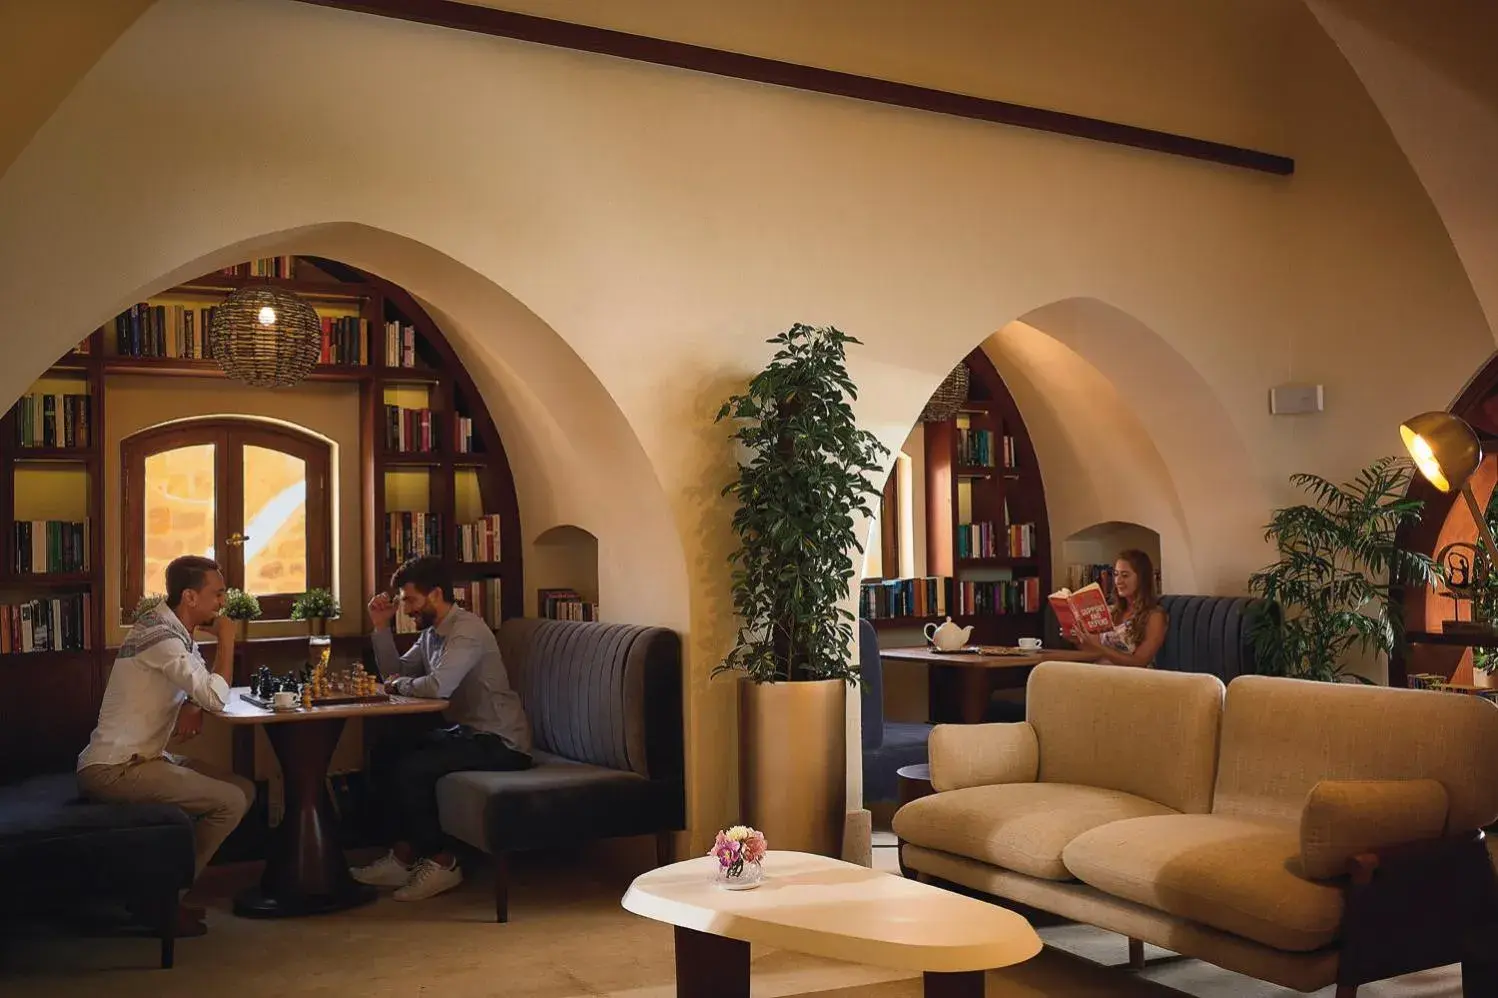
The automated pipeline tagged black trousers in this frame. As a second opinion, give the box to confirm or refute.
[370,724,531,856]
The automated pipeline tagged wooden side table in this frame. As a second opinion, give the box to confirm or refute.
[896,763,934,879]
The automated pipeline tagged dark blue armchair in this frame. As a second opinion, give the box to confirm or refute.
[859,619,932,803]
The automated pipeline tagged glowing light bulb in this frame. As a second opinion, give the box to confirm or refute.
[257,305,277,326]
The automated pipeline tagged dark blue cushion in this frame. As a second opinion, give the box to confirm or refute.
[1155,595,1275,680]
[883,721,933,751]
[0,772,195,905]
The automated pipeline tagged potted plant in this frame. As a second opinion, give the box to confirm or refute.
[714,324,887,856]
[1248,457,1436,682]
[223,588,262,642]
[291,587,340,636]
[130,593,165,624]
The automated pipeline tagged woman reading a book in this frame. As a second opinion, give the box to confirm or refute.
[1068,549,1167,667]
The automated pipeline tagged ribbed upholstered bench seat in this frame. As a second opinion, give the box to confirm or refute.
[434,618,684,921]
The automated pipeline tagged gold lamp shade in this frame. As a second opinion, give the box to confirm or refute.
[1399,411,1482,493]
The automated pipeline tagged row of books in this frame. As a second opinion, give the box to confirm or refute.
[385,321,418,368]
[859,576,1042,619]
[956,429,1016,468]
[956,521,1001,559]
[385,405,438,453]
[953,577,1042,616]
[12,519,90,574]
[1007,522,1038,558]
[385,511,442,565]
[110,303,215,360]
[11,393,91,448]
[954,521,1037,559]
[453,415,479,453]
[457,514,501,563]
[458,579,503,627]
[1065,563,1117,603]
[539,588,598,621]
[319,316,369,366]
[0,594,93,654]
[220,257,295,279]
[860,576,949,619]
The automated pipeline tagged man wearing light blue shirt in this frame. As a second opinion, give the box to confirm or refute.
[352,555,531,901]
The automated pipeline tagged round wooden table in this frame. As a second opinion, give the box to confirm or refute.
[210,687,448,917]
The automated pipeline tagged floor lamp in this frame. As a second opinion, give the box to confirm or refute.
[1400,411,1498,571]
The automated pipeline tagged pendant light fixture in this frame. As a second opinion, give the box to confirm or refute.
[209,284,322,388]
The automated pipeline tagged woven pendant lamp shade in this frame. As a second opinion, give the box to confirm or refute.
[209,285,323,388]
[920,362,970,422]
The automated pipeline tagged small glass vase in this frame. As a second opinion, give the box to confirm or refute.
[714,859,763,890]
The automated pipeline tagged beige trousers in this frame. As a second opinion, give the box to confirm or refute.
[78,756,256,878]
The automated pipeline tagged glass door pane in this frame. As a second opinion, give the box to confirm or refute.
[142,443,216,597]
[242,444,307,595]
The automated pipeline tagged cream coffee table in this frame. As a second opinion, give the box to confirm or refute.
[622,851,1041,997]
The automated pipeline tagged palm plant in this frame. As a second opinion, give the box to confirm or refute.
[1249,457,1436,682]
[715,324,889,683]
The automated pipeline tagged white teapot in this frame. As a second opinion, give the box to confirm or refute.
[924,616,973,651]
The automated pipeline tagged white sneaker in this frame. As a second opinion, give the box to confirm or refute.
[392,858,463,901]
[350,850,413,888]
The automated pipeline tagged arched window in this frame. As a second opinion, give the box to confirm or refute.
[122,418,332,620]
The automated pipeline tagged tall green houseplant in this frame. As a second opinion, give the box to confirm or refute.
[1249,457,1435,682]
[716,324,889,684]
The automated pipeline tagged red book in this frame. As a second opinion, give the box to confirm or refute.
[1048,582,1114,637]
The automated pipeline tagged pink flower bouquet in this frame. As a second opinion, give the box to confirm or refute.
[709,825,767,882]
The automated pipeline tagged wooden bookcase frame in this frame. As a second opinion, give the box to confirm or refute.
[867,347,1052,643]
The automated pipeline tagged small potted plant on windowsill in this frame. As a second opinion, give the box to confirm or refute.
[130,593,165,624]
[291,588,340,636]
[223,588,262,642]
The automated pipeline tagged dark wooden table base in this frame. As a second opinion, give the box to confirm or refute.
[672,925,987,997]
[924,969,986,997]
[233,716,377,918]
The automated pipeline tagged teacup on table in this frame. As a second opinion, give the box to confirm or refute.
[1018,637,1043,651]
[271,690,299,711]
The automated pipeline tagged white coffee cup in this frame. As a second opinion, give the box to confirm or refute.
[1018,637,1043,651]
[271,690,298,710]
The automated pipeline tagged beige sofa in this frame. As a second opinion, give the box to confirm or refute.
[892,661,1498,995]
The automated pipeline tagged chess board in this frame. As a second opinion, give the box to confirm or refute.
[240,691,391,710]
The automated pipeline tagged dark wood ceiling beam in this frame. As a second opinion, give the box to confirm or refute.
[291,0,1294,176]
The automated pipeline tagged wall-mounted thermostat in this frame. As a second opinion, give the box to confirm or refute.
[1269,383,1324,415]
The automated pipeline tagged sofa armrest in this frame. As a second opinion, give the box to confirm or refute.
[1337,830,1498,989]
[1299,778,1448,879]
[928,721,1038,791]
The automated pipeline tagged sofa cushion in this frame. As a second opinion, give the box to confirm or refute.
[892,782,1178,881]
[498,618,683,781]
[1062,813,1343,952]
[0,772,195,906]
[1026,661,1224,814]
[437,750,675,853]
[1213,675,1498,830]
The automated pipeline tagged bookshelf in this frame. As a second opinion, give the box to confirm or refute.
[0,256,522,780]
[861,347,1052,644]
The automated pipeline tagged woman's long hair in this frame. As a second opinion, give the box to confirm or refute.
[1111,548,1160,648]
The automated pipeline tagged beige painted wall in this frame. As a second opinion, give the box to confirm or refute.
[0,0,1492,846]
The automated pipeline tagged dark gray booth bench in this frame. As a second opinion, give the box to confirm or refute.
[434,617,685,921]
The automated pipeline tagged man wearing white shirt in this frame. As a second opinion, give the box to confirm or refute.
[77,555,253,935]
